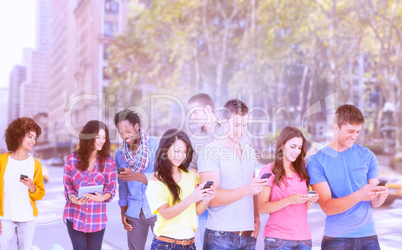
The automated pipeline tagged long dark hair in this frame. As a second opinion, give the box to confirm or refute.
[272,126,309,187]
[75,120,111,172]
[154,129,193,204]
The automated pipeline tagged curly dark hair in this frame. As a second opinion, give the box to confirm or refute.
[155,129,193,205]
[272,126,309,187]
[75,120,111,172]
[113,109,141,128]
[5,117,42,152]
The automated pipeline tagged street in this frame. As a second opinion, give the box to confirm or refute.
[33,166,402,250]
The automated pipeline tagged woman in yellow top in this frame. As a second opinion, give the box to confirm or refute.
[0,117,45,250]
[146,129,215,249]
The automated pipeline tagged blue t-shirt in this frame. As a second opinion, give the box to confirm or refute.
[115,137,160,220]
[307,144,379,238]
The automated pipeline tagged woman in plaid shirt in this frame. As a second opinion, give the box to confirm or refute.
[63,120,117,250]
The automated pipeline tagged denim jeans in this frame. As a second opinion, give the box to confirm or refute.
[66,219,105,250]
[151,237,196,250]
[0,219,36,250]
[203,229,257,250]
[198,210,208,248]
[321,235,380,250]
[264,237,312,250]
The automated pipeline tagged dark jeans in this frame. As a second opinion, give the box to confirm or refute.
[66,219,105,250]
[203,228,257,250]
[264,237,312,250]
[151,237,196,250]
[321,235,380,250]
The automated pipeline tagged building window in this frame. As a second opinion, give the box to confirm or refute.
[103,44,110,60]
[105,0,119,15]
[104,21,119,37]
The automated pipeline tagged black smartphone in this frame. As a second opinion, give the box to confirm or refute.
[377,180,387,186]
[261,173,272,179]
[307,191,317,197]
[203,181,214,189]
[117,167,125,174]
[20,174,28,180]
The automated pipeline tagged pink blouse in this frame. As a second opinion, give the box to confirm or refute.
[259,163,311,240]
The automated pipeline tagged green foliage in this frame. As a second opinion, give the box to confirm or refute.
[105,0,402,147]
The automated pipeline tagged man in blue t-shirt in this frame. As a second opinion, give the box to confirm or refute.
[307,104,389,249]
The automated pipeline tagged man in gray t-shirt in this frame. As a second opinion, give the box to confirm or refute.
[198,99,267,250]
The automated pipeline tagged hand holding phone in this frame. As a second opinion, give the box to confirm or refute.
[307,191,317,197]
[203,181,214,189]
[261,173,272,179]
[377,180,387,186]
[117,167,125,174]
[20,174,28,180]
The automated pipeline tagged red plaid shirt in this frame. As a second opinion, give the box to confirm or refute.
[63,153,117,233]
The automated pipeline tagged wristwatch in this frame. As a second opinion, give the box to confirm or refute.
[68,194,77,201]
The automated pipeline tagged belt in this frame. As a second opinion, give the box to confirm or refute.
[231,230,253,237]
[155,236,195,246]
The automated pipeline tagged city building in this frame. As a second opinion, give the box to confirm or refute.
[0,88,9,153]
[8,65,26,123]
[38,0,129,159]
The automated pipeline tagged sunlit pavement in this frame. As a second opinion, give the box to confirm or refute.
[33,166,402,250]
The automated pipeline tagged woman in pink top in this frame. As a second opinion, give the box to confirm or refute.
[258,127,318,250]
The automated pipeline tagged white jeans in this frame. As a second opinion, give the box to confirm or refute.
[0,219,36,250]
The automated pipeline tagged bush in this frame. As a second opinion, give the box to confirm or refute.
[393,152,402,163]
[365,143,384,155]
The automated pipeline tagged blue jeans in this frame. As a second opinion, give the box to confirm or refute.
[0,219,36,250]
[66,219,105,250]
[151,237,196,250]
[264,237,312,250]
[203,229,257,250]
[198,210,208,248]
[321,235,380,250]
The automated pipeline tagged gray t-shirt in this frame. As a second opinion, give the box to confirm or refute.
[197,140,256,231]
[188,123,252,171]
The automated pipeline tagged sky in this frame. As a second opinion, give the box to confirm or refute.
[0,0,37,88]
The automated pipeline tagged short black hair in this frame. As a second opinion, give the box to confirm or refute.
[114,109,141,128]
[222,99,249,119]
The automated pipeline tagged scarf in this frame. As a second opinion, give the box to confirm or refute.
[121,130,150,172]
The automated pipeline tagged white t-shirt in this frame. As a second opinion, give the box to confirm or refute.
[1,155,35,221]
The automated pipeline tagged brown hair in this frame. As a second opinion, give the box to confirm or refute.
[5,117,42,152]
[75,120,111,172]
[335,104,365,128]
[188,93,215,111]
[272,127,309,187]
[222,99,248,119]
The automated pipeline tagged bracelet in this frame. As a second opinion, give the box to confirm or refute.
[68,194,77,201]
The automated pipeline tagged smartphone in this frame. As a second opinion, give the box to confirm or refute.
[20,174,28,180]
[202,181,214,189]
[377,180,387,186]
[307,191,317,197]
[261,173,272,179]
[117,167,125,174]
